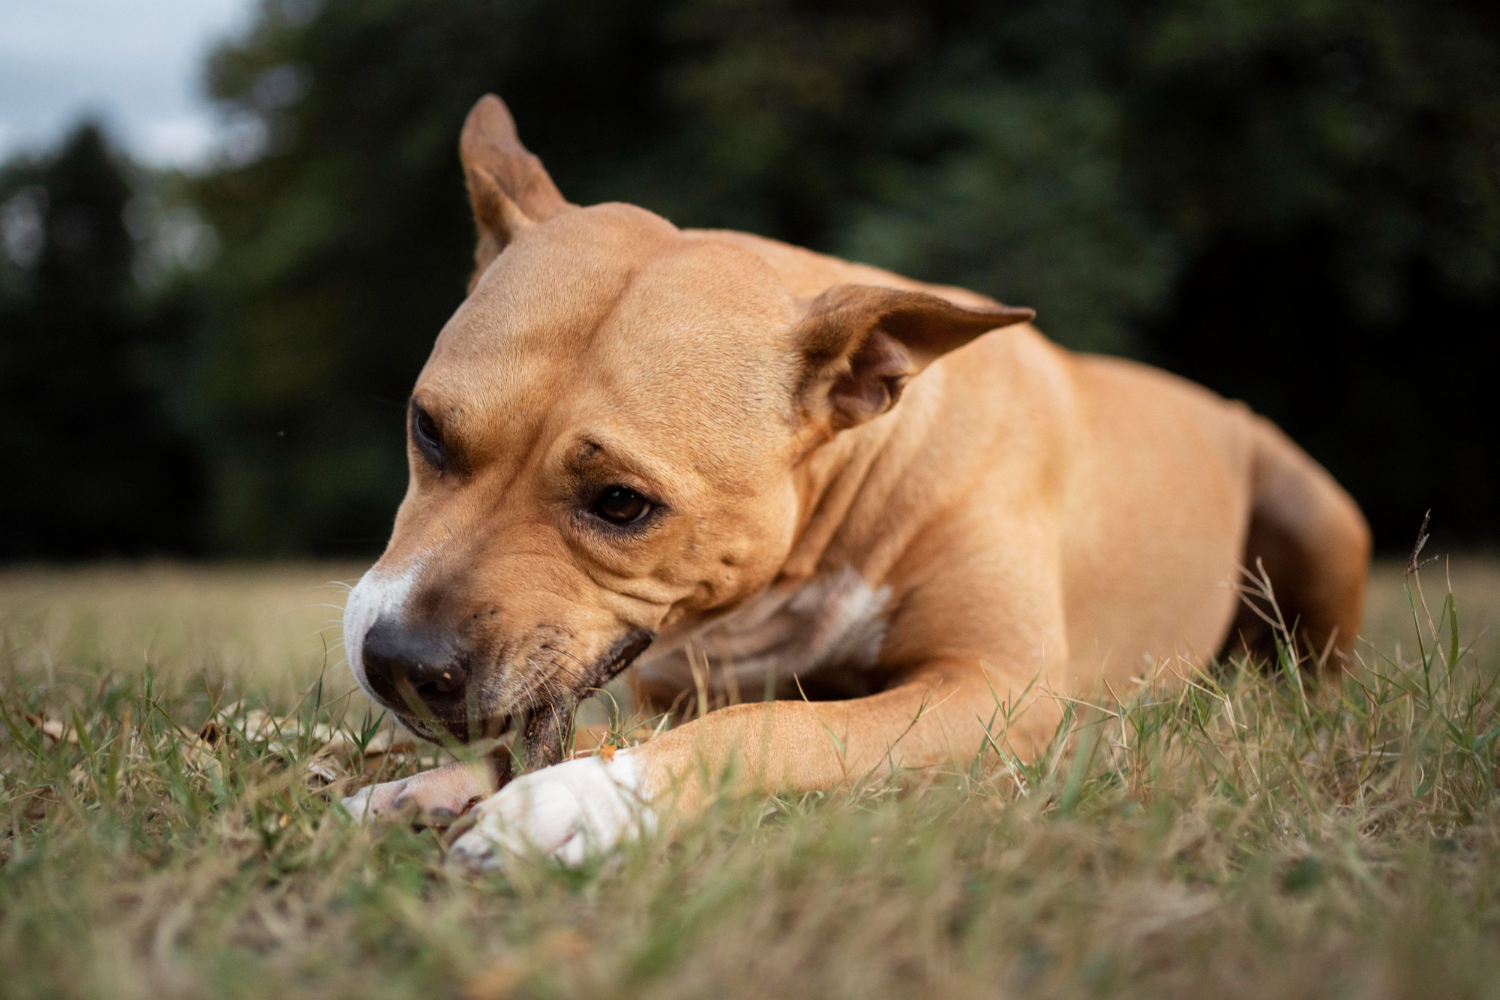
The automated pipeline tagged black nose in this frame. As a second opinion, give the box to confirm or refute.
[360,616,469,716]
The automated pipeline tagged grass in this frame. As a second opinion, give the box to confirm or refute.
[3,558,1500,999]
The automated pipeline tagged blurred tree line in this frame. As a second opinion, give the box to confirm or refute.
[0,126,206,557]
[2,0,1497,558]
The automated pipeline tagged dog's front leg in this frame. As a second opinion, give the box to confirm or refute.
[341,721,637,828]
[447,660,1062,871]
[343,753,507,825]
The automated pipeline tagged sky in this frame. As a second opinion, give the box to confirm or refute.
[0,0,260,168]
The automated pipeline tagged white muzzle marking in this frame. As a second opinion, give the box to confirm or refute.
[342,561,423,701]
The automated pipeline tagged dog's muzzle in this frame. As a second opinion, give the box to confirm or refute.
[345,564,657,758]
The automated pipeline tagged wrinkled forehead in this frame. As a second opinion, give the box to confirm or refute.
[418,204,661,398]
[416,205,798,438]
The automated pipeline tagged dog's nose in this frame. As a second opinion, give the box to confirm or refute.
[360,616,469,714]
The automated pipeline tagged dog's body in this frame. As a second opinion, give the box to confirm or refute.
[341,96,1371,869]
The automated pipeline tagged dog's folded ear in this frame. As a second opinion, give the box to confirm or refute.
[460,94,576,291]
[794,285,1034,431]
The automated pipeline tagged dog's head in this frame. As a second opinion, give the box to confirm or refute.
[343,95,1033,757]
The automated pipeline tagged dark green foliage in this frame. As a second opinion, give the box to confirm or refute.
[1128,0,1500,547]
[188,0,685,554]
[4,0,1497,556]
[0,125,204,558]
[190,0,1500,556]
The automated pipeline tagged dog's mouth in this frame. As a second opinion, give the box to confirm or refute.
[389,628,655,771]
[392,702,511,748]
[513,628,655,769]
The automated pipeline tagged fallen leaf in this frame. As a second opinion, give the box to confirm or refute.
[178,731,224,780]
[24,712,77,745]
[305,752,347,784]
[315,731,359,755]
[362,729,418,756]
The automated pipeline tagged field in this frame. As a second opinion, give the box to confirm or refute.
[3,559,1500,999]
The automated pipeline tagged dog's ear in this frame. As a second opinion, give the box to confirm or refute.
[460,94,575,291]
[794,285,1034,431]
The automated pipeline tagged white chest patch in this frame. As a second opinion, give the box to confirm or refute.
[638,566,892,695]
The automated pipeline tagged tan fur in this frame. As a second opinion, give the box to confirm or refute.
[349,95,1371,822]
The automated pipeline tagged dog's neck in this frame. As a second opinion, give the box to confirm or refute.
[777,371,941,587]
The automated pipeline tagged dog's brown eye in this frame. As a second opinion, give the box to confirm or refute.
[411,404,443,464]
[594,486,651,525]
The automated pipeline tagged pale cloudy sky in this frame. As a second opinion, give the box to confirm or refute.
[0,0,260,168]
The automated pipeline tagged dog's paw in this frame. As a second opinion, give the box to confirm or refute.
[341,758,498,825]
[447,750,654,871]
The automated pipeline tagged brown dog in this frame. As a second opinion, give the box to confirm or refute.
[340,95,1370,869]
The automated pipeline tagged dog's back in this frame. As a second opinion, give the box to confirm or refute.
[1050,351,1369,679]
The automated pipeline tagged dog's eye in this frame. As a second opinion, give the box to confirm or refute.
[593,486,651,525]
[411,404,443,465]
